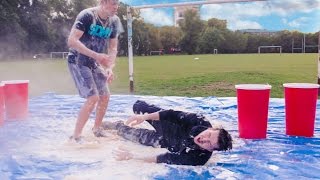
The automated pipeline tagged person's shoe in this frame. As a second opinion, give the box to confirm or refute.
[69,136,84,144]
[133,100,162,114]
[102,121,123,130]
[69,135,100,146]
[92,127,108,137]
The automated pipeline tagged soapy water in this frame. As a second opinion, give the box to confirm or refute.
[0,93,319,179]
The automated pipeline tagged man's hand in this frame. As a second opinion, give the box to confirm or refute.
[113,147,133,161]
[126,114,146,126]
[113,146,157,163]
[95,53,113,68]
[106,69,114,83]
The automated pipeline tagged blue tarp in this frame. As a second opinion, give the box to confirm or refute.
[0,93,319,179]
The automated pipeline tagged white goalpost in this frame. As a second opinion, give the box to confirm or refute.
[126,0,267,93]
[258,46,282,54]
[292,34,320,53]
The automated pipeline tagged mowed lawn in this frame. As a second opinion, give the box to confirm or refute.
[0,53,318,98]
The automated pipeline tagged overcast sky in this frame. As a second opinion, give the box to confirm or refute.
[121,0,320,33]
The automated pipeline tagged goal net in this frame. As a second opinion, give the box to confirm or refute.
[258,46,282,54]
[50,52,69,59]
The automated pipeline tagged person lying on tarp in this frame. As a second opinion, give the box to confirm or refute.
[103,100,233,166]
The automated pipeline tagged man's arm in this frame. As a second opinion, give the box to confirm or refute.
[114,147,209,166]
[114,147,157,163]
[126,111,160,126]
[105,16,122,70]
[107,38,118,69]
[67,28,111,67]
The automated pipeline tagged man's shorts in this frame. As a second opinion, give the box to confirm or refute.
[67,55,110,98]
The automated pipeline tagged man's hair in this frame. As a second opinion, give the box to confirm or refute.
[215,128,232,151]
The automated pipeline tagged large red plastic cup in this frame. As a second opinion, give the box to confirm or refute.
[3,80,29,120]
[235,84,272,139]
[284,83,319,137]
[0,83,4,126]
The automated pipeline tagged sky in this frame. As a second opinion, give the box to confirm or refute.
[120,0,320,33]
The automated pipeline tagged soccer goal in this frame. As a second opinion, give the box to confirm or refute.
[50,52,69,59]
[150,50,163,56]
[126,0,267,93]
[258,46,282,54]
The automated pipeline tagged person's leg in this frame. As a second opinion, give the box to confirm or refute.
[93,94,109,131]
[73,95,99,138]
[68,60,99,139]
[92,66,110,136]
[107,121,162,147]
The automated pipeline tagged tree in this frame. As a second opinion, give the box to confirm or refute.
[222,30,248,53]
[207,18,227,30]
[68,0,97,19]
[159,26,182,53]
[148,25,162,53]
[0,0,27,59]
[131,20,149,55]
[46,0,74,52]
[199,27,225,54]
[274,30,296,53]
[179,9,204,55]
[17,0,52,55]
[117,2,129,56]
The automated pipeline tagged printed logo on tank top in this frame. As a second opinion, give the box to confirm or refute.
[89,24,112,39]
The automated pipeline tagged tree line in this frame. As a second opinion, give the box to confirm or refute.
[0,0,319,60]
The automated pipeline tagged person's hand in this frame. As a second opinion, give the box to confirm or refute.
[113,147,133,161]
[126,114,146,126]
[95,53,112,67]
[105,69,114,83]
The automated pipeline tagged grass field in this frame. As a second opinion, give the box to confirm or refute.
[0,53,318,98]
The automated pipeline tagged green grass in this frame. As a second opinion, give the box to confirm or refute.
[0,53,318,98]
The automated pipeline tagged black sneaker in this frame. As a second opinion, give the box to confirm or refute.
[133,100,162,114]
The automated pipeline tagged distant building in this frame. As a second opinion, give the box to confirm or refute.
[173,5,200,27]
[238,29,279,36]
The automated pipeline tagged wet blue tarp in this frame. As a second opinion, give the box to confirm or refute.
[0,93,319,179]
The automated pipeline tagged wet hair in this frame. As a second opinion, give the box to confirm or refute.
[214,128,233,151]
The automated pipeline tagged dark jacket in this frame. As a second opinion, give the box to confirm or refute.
[156,110,213,166]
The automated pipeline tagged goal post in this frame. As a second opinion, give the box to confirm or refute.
[150,51,163,55]
[50,52,69,59]
[126,0,267,93]
[258,46,282,54]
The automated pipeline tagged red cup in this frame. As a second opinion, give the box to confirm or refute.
[3,80,29,120]
[235,84,272,139]
[0,83,4,126]
[284,83,319,137]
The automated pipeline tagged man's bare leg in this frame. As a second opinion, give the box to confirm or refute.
[72,95,99,139]
[93,95,110,132]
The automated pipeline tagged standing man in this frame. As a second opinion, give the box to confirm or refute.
[67,0,122,142]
